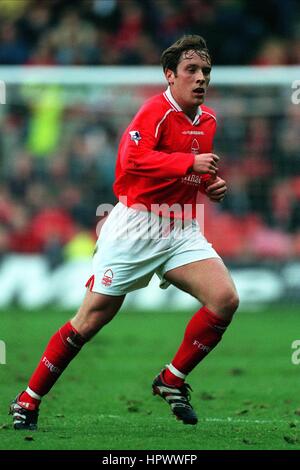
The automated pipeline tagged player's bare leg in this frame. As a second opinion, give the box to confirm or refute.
[71,289,125,339]
[152,258,239,425]
[165,258,239,321]
[10,290,125,430]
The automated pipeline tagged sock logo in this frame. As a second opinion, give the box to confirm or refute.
[42,356,61,374]
[66,336,80,349]
[193,341,211,353]
[212,324,227,332]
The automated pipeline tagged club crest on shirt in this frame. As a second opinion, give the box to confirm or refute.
[129,130,142,146]
[191,138,200,154]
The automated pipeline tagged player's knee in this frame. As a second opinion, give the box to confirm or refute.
[218,289,239,318]
[206,289,239,320]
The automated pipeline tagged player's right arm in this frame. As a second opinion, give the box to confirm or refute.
[119,101,218,179]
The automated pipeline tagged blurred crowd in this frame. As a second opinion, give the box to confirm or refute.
[0,0,300,264]
[0,83,119,266]
[0,0,300,66]
[205,94,300,261]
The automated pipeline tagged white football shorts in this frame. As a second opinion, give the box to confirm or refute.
[86,202,220,296]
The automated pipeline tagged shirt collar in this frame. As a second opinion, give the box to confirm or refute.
[165,86,202,125]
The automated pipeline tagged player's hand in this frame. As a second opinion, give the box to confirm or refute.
[205,176,227,202]
[192,153,219,176]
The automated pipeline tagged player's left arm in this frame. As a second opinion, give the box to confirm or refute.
[205,176,227,202]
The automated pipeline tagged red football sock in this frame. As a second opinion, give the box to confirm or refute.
[162,368,184,388]
[20,321,86,404]
[164,306,230,386]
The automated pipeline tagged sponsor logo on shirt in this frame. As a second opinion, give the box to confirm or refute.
[129,130,141,146]
[182,130,204,135]
[181,174,202,186]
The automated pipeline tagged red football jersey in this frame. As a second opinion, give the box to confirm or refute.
[113,87,217,219]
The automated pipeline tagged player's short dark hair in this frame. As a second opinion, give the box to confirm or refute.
[161,35,211,73]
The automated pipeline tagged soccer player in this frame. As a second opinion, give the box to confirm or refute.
[10,35,239,429]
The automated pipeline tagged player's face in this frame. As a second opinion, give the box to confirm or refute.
[165,50,211,113]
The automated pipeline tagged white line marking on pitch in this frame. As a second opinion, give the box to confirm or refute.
[97,414,296,425]
[204,417,293,425]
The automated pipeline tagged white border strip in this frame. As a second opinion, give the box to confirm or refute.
[0,66,300,86]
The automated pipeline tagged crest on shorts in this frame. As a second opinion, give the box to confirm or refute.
[101,269,114,287]
[129,130,141,146]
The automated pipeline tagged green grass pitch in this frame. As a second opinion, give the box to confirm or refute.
[1,305,300,450]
